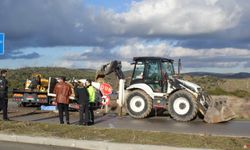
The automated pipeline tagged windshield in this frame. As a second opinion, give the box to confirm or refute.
[162,61,175,77]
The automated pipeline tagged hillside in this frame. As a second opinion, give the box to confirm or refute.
[185,72,250,79]
[183,75,250,98]
[6,67,96,90]
[5,67,250,98]
[6,67,129,92]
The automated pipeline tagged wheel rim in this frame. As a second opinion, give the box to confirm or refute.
[173,97,190,115]
[130,96,145,113]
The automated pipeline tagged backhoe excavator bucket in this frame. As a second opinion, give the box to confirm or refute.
[95,71,105,83]
[204,98,235,123]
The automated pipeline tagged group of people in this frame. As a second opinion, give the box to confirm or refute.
[0,70,96,126]
[53,76,96,126]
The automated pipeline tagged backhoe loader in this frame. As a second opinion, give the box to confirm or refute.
[95,57,235,123]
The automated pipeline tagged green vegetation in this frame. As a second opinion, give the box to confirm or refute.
[231,90,250,98]
[207,88,250,98]
[208,87,229,95]
[6,67,96,90]
[184,75,225,91]
[0,120,249,150]
[6,67,129,93]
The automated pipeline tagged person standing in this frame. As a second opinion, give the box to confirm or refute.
[86,79,95,125]
[75,80,90,125]
[0,70,9,121]
[54,76,72,124]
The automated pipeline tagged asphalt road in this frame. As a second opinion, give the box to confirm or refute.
[0,141,84,150]
[95,114,250,138]
[4,101,250,138]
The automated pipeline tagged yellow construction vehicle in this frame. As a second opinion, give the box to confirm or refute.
[23,73,48,91]
[13,73,50,106]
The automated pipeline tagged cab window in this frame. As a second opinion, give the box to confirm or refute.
[132,61,145,80]
[145,61,161,81]
[162,61,174,77]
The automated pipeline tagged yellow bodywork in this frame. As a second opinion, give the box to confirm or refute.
[24,73,49,92]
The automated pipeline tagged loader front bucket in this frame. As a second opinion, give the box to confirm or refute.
[204,98,235,123]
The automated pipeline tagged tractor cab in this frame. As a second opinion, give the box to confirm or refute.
[130,57,175,93]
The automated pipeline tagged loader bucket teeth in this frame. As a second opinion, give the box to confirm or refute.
[204,98,235,123]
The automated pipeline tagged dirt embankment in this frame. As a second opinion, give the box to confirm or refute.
[212,95,250,120]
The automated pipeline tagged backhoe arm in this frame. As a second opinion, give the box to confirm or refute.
[95,60,125,82]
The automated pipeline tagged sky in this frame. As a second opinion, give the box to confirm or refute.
[0,0,250,73]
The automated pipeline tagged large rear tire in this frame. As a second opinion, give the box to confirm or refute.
[168,90,197,121]
[126,90,152,119]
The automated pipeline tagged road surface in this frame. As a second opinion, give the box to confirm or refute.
[0,141,84,150]
[95,114,250,137]
[4,101,250,138]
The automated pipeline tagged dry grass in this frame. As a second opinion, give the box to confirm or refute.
[219,78,250,92]
[0,121,250,150]
[184,76,250,99]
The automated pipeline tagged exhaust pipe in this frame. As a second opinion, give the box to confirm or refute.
[178,59,181,76]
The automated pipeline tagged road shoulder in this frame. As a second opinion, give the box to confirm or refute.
[0,133,211,150]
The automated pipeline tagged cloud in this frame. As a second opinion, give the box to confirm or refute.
[59,40,250,70]
[244,61,250,68]
[0,50,40,60]
[116,41,250,69]
[0,0,246,51]
[0,0,119,50]
[169,47,250,58]
[63,47,114,61]
[0,0,250,72]
[57,47,115,69]
[113,40,250,58]
[53,60,76,68]
[183,60,242,68]
[112,40,170,60]
[112,0,242,36]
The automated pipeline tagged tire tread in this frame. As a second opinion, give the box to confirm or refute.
[168,90,197,121]
[126,90,153,119]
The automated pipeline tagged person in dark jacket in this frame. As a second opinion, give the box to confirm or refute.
[0,70,9,121]
[54,76,72,124]
[75,80,90,125]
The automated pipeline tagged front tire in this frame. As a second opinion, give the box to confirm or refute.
[126,90,152,119]
[168,90,197,121]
